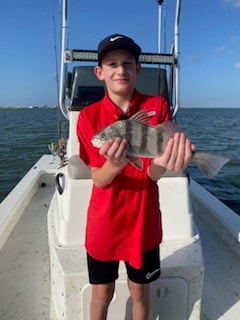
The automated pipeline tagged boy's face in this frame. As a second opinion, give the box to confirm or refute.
[94,49,141,98]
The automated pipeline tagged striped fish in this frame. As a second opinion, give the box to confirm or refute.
[91,110,229,178]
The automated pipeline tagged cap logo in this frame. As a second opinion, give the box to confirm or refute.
[110,36,124,42]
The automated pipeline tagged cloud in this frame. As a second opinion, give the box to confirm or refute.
[230,35,240,44]
[187,54,199,61]
[214,46,225,52]
[225,0,240,8]
[214,46,235,55]
[234,62,240,69]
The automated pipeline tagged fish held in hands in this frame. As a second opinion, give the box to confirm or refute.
[91,110,229,178]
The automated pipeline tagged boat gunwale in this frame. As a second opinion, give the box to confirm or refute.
[190,178,240,243]
[0,154,58,251]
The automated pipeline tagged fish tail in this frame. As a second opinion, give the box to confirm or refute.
[193,152,229,179]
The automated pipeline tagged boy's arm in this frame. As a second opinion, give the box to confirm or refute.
[90,138,128,188]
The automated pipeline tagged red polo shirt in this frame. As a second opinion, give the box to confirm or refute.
[77,90,172,268]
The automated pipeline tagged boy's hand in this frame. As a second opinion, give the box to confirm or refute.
[100,137,129,169]
[152,132,195,171]
[148,132,195,181]
[91,137,129,188]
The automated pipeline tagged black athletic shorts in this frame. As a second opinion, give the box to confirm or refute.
[87,246,160,285]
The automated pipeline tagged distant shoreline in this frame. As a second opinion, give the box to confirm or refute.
[0,105,57,109]
[1,106,240,110]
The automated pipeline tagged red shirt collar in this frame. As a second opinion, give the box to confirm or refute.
[102,90,142,120]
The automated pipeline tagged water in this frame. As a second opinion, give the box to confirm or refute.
[0,107,239,214]
[0,108,67,202]
[177,108,240,214]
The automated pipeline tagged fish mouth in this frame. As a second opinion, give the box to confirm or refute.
[91,138,102,148]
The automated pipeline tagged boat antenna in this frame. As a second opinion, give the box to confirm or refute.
[59,0,69,120]
[49,0,66,167]
[172,0,181,117]
[157,0,164,53]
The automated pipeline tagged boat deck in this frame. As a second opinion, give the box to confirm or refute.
[0,185,55,320]
[0,183,240,319]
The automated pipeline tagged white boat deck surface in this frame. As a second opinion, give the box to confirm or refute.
[0,184,240,319]
[0,185,55,320]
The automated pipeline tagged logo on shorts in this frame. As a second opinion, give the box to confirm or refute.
[146,268,161,280]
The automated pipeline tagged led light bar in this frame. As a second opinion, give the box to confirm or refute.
[64,50,175,65]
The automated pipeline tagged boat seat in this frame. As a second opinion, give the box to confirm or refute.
[68,66,170,112]
[68,155,90,179]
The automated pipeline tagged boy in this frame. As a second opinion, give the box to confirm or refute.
[77,34,193,320]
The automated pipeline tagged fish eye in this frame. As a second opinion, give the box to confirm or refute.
[100,133,106,140]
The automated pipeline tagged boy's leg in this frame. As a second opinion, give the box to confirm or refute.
[127,280,149,320]
[125,247,161,320]
[87,253,119,320]
[90,282,115,320]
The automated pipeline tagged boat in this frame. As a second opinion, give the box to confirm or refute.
[1,1,240,319]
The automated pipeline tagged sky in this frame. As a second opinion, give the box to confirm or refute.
[0,0,240,108]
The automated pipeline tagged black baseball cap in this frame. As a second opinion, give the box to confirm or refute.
[97,34,142,64]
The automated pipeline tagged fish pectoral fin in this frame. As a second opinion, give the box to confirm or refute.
[193,152,229,179]
[127,156,143,170]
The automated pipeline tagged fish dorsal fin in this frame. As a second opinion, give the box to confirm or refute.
[130,110,150,125]
[159,120,184,137]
